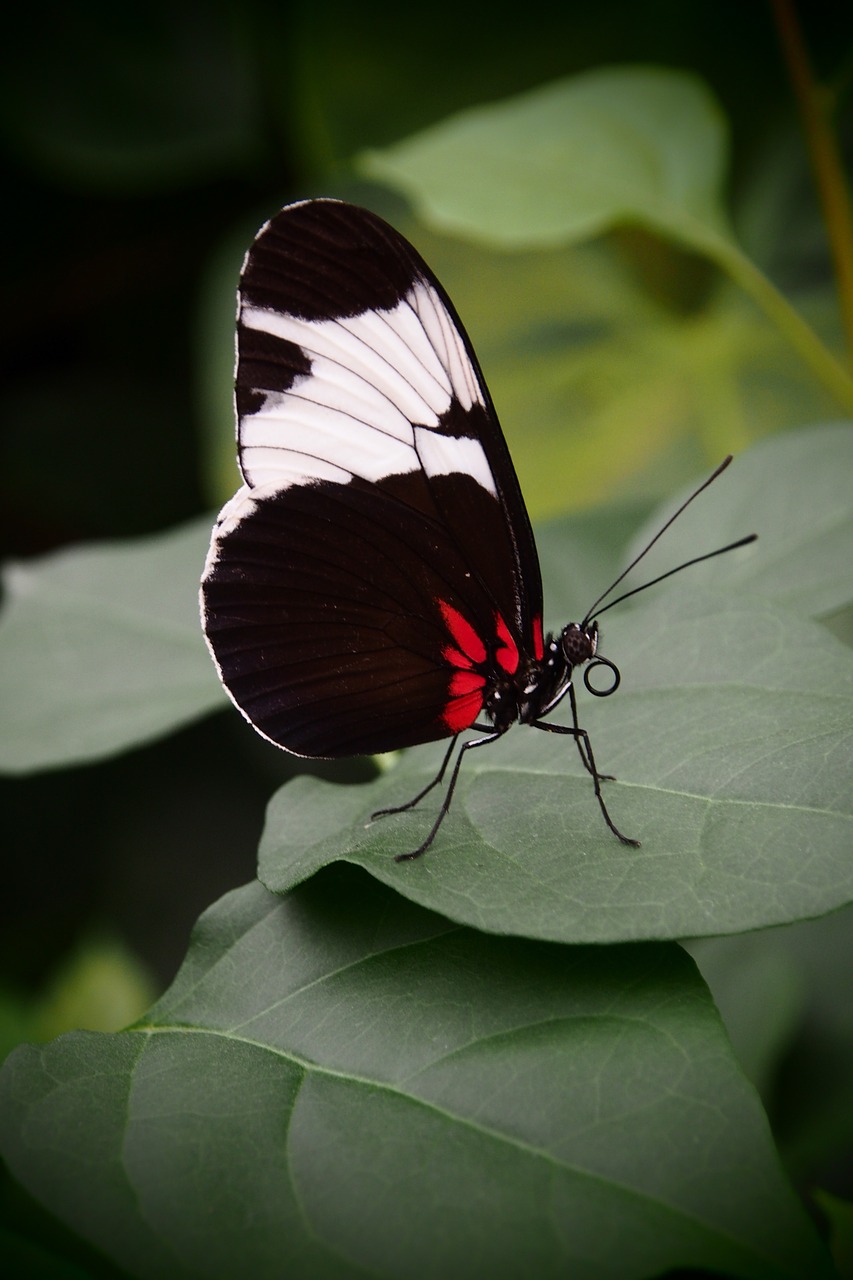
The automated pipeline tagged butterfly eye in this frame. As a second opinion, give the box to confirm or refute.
[559,623,596,666]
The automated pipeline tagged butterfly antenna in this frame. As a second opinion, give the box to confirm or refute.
[582,456,757,625]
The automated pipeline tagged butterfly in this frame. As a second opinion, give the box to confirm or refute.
[200,198,754,861]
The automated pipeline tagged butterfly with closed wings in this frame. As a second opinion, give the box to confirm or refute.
[201,198,755,861]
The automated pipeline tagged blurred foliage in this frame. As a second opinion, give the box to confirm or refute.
[0,937,156,1064]
[0,0,852,1275]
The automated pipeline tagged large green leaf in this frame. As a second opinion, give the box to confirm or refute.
[360,67,731,250]
[259,589,853,942]
[259,423,853,943]
[0,518,222,772]
[0,869,832,1280]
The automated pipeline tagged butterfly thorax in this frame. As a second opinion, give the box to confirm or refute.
[481,621,598,731]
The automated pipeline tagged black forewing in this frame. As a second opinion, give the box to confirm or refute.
[237,198,543,641]
[202,198,545,756]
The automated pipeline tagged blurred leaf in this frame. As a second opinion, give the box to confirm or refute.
[0,870,834,1280]
[0,518,222,773]
[361,68,853,412]
[360,67,731,250]
[1,940,156,1068]
[767,908,853,1182]
[193,214,257,509]
[684,934,806,1097]
[822,603,853,648]
[0,992,31,1068]
[289,1,643,170]
[624,423,853,618]
[687,905,853,1183]
[31,939,156,1042]
[814,1191,853,1280]
[534,499,655,624]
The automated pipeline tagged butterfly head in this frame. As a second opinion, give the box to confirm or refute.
[560,620,598,667]
[560,621,621,699]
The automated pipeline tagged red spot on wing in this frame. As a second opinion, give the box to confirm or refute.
[494,612,519,674]
[439,601,486,665]
[443,683,485,732]
[438,602,487,732]
[449,670,486,697]
[442,644,473,670]
[532,615,544,661]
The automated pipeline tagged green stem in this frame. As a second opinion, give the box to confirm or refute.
[771,0,853,363]
[695,225,853,413]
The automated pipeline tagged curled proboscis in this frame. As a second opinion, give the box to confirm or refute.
[583,657,621,697]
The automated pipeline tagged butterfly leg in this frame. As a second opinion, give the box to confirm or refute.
[371,734,460,826]
[567,683,615,782]
[389,729,503,862]
[532,689,639,847]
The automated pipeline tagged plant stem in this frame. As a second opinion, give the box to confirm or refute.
[689,223,853,411]
[681,209,853,409]
[771,0,853,363]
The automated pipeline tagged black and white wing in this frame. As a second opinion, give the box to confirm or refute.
[201,198,545,756]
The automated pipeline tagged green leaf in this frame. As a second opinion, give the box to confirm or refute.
[687,903,853,1182]
[625,424,853,618]
[259,591,853,942]
[360,67,732,251]
[360,69,853,411]
[1,937,156,1068]
[259,426,853,942]
[685,933,807,1097]
[813,1191,853,1280]
[30,938,157,1043]
[0,518,223,773]
[0,870,833,1280]
[193,208,279,510]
